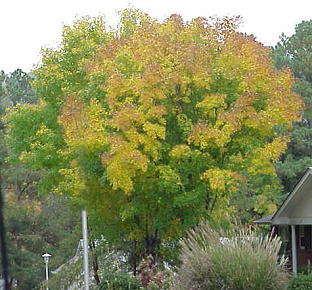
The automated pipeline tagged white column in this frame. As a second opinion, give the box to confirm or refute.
[291,225,297,275]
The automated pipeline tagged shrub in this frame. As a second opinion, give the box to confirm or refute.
[172,222,289,290]
[137,255,168,288]
[98,271,142,290]
[288,274,312,290]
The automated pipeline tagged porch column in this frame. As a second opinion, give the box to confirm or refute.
[291,225,297,275]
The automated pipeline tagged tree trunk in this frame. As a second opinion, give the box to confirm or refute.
[145,230,159,261]
[90,240,100,285]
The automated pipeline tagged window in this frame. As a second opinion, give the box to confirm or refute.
[299,226,305,249]
[298,225,312,250]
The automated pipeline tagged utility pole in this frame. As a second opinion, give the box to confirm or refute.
[82,210,89,290]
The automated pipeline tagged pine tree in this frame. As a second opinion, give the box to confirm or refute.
[272,21,312,192]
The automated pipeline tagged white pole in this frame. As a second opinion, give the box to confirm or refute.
[291,225,297,275]
[82,209,89,290]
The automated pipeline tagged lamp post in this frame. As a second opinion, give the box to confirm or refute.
[42,253,51,290]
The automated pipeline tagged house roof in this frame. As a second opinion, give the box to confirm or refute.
[254,213,274,224]
[255,167,312,226]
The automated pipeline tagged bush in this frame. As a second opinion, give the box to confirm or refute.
[98,271,142,290]
[137,255,170,288]
[288,274,312,290]
[172,222,289,290]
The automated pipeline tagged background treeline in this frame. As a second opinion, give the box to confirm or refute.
[0,70,81,289]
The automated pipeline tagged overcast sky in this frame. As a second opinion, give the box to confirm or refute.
[1,0,311,73]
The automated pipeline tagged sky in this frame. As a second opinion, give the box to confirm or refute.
[1,0,312,73]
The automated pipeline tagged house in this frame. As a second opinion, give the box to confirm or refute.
[254,167,312,274]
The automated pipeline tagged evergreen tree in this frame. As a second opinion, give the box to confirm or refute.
[272,21,312,192]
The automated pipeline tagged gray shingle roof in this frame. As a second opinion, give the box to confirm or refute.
[253,213,274,224]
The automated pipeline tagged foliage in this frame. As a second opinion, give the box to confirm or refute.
[288,274,312,290]
[272,21,312,192]
[0,70,80,286]
[0,69,39,200]
[173,222,289,290]
[0,70,48,288]
[40,255,84,290]
[4,9,302,268]
[3,194,46,289]
[0,69,81,288]
[0,69,37,112]
[2,192,80,289]
[137,255,169,288]
[98,271,142,290]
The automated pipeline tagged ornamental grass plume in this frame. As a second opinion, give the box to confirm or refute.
[172,222,289,290]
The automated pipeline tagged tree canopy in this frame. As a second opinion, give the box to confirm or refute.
[4,9,302,266]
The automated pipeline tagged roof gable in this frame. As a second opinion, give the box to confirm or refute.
[272,167,312,225]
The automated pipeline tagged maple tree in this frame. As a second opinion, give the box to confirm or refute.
[5,10,302,267]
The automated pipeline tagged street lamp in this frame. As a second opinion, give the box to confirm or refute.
[42,253,51,290]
